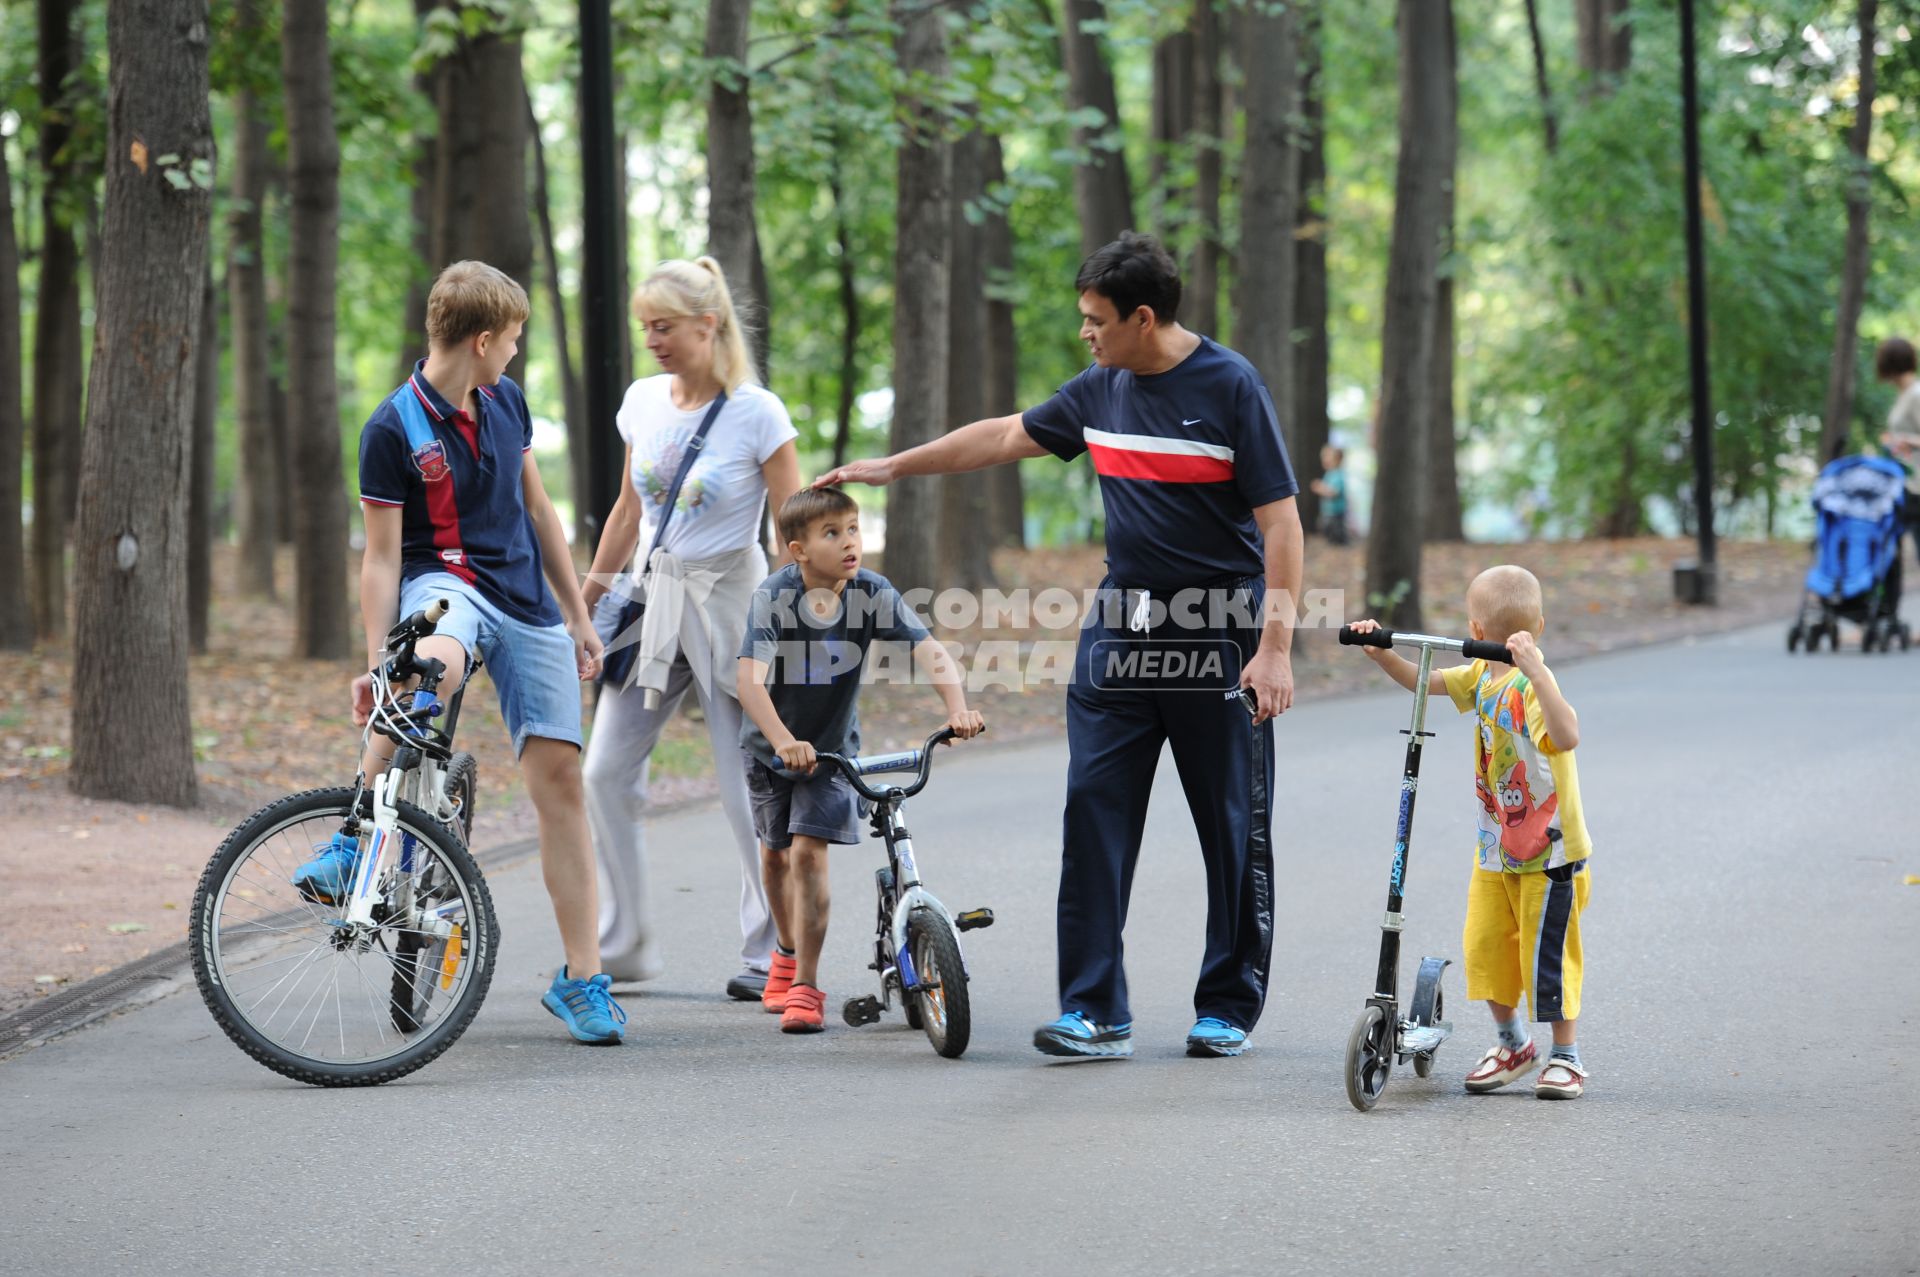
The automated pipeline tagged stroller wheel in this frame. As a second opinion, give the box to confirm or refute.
[1787,625,1803,653]
[1863,625,1880,653]
[1828,625,1842,652]
[1902,628,1912,652]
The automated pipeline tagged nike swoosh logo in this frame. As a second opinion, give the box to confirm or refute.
[1182,418,1201,426]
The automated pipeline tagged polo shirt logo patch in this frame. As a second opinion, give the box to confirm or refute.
[412,438,451,483]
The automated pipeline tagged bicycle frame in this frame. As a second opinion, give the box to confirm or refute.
[867,784,962,998]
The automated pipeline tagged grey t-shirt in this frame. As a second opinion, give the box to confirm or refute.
[737,565,931,768]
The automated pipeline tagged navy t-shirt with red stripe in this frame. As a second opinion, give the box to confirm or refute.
[1022,337,1298,592]
[358,363,562,627]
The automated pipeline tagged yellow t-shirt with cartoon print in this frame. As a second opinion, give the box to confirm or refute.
[1440,660,1591,874]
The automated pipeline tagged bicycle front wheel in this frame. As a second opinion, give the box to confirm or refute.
[189,786,499,1086]
[907,909,970,1059]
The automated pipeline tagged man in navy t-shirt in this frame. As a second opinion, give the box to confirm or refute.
[818,232,1303,1060]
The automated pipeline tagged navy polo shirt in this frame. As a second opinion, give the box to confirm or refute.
[1022,337,1298,592]
[358,363,562,627]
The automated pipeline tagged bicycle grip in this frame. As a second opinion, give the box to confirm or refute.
[425,598,450,624]
[1461,638,1514,664]
[1338,625,1393,650]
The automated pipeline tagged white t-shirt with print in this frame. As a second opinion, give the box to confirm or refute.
[614,376,798,563]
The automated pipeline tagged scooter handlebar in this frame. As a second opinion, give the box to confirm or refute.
[1336,625,1514,665]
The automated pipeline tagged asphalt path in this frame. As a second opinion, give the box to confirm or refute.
[3,620,1916,1275]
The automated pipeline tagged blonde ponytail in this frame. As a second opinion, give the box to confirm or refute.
[631,256,760,394]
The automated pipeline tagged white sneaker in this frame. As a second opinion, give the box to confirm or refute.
[1534,1057,1589,1100]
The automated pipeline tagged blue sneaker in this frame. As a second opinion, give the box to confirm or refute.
[1032,1012,1132,1059]
[291,832,363,905]
[1185,1016,1249,1058]
[542,967,627,1044]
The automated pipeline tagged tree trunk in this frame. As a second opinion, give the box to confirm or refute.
[283,0,349,660]
[431,17,533,384]
[706,0,768,379]
[31,0,85,641]
[1234,0,1298,435]
[1523,0,1559,154]
[982,134,1024,549]
[229,0,275,598]
[1148,30,1193,226]
[189,259,217,654]
[1292,0,1329,535]
[1363,0,1451,632]
[398,0,439,389]
[0,128,29,649]
[265,164,294,547]
[527,88,588,545]
[886,0,950,597]
[1185,0,1223,337]
[1576,0,1632,92]
[1059,0,1135,258]
[940,127,994,593]
[69,0,212,807]
[1425,2,1463,543]
[1819,0,1878,465]
[830,147,860,472]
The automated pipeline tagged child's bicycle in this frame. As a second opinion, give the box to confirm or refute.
[792,727,994,1059]
[189,599,500,1087]
[1335,623,1512,1111]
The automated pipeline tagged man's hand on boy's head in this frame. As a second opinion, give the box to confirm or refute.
[776,740,818,776]
[1507,631,1546,676]
[812,456,896,489]
[945,708,986,740]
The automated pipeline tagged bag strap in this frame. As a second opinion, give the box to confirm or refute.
[642,390,728,571]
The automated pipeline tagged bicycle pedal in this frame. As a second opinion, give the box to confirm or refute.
[842,995,884,1027]
[955,908,994,932]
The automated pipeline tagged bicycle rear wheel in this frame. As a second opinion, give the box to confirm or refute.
[189,786,499,1086]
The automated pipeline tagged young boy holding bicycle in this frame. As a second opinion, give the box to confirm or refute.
[293,260,626,1045]
[735,487,984,1033]
[1349,565,1594,1099]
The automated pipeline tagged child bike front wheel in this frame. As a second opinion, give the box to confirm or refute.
[189,785,499,1087]
[907,909,970,1059]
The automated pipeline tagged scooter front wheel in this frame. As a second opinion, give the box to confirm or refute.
[1345,1004,1393,1111]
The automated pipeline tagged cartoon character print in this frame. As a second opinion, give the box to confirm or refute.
[1495,759,1559,866]
[641,433,714,520]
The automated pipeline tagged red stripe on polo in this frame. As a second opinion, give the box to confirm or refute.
[1086,442,1236,484]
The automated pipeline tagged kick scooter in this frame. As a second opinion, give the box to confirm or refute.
[1335,623,1513,1111]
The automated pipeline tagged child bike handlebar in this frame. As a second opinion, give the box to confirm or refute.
[774,725,985,803]
[1337,624,1513,665]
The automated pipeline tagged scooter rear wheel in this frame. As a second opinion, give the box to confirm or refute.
[1345,1004,1392,1112]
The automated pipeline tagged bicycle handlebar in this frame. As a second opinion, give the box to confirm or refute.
[1338,624,1513,665]
[774,726,981,802]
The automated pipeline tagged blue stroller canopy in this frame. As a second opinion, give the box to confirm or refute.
[1806,455,1906,601]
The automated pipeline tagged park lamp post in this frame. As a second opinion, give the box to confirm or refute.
[578,0,626,543]
[1675,0,1718,605]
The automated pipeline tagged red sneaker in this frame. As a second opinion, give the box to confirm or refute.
[1535,1058,1589,1100]
[780,983,826,1034]
[762,951,797,1014]
[1464,1040,1539,1093]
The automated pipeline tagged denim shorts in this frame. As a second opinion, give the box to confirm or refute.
[398,572,583,757]
[744,755,862,849]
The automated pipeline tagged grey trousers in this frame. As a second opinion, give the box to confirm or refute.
[583,656,775,975]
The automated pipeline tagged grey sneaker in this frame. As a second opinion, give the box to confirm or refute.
[725,967,769,1001]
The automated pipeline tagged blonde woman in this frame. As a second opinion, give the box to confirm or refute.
[582,258,800,999]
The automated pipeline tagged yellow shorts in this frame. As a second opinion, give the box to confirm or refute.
[1461,863,1589,1022]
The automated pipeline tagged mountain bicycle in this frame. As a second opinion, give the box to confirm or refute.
[814,727,994,1059]
[189,599,499,1087]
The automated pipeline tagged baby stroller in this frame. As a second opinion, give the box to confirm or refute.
[1788,455,1910,653]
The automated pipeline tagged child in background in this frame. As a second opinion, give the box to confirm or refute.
[1311,444,1349,545]
[1348,564,1595,1099]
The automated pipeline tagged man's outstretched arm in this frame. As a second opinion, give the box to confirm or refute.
[814,413,1047,487]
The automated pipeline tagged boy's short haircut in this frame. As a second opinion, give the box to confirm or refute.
[1876,337,1917,380]
[427,260,531,349]
[1075,231,1182,325]
[779,486,858,546]
[1324,445,1345,464]
[1467,565,1544,644]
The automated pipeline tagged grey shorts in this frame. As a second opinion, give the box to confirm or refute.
[744,755,862,850]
